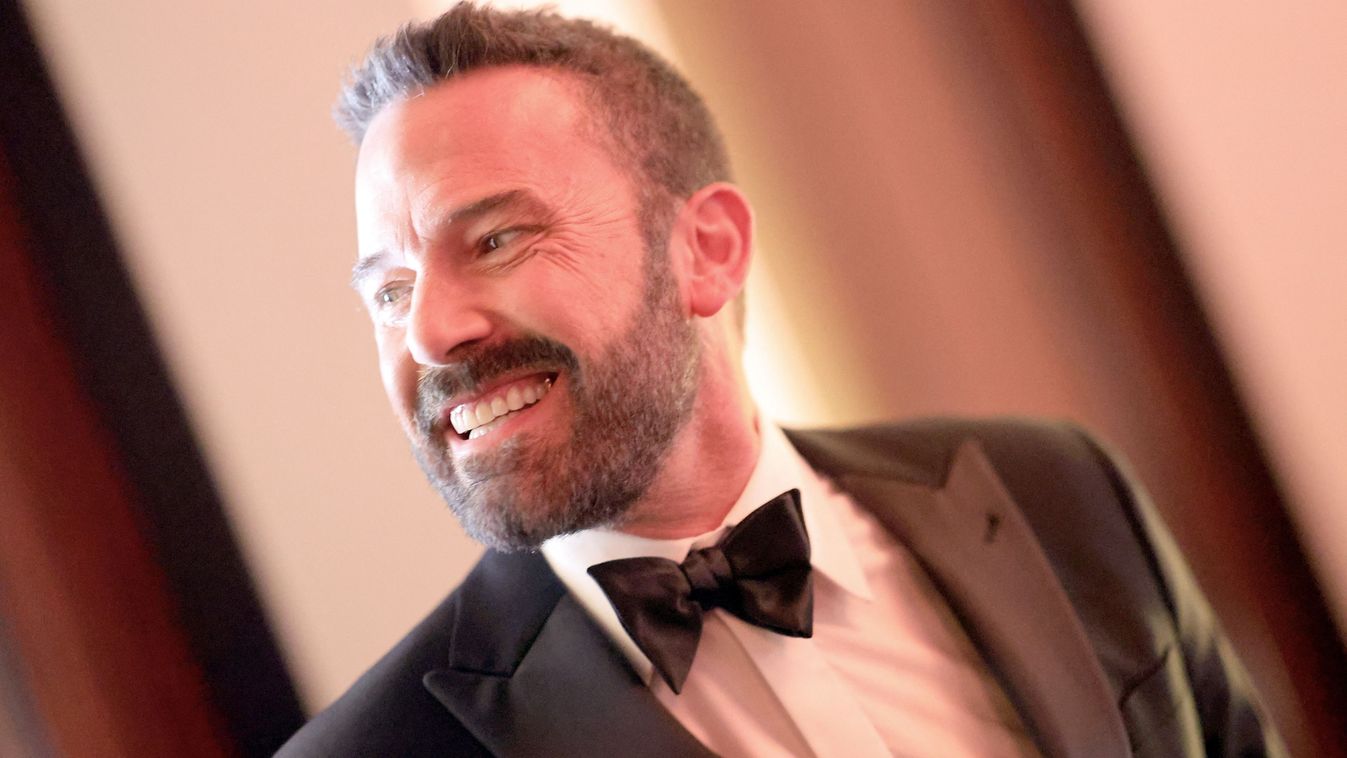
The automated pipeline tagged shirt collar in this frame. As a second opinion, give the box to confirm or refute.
[541,419,872,683]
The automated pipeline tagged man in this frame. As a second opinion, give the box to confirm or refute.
[281,4,1281,756]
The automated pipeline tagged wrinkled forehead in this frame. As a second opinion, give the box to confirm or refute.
[355,66,603,189]
[352,65,637,256]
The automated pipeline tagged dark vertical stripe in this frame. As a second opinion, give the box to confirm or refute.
[0,0,305,754]
[0,611,55,758]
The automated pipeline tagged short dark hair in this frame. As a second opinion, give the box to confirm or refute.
[336,2,732,255]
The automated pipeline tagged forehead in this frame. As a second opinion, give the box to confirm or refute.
[354,67,615,225]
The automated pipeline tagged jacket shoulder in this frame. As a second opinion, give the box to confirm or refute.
[791,417,1283,755]
[278,549,564,756]
[275,586,486,758]
[785,416,1105,489]
[790,417,1155,607]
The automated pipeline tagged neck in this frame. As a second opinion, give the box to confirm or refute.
[616,349,760,540]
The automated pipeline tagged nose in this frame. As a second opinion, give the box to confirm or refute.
[403,270,493,366]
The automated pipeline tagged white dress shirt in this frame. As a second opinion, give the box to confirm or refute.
[542,422,1040,757]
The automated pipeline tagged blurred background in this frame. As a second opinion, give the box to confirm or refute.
[2,0,1343,755]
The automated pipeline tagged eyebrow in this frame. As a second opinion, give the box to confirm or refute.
[349,188,550,291]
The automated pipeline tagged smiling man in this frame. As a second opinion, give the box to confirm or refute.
[280,4,1281,757]
[355,73,708,547]
[347,39,750,554]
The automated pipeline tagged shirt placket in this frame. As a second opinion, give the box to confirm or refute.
[717,613,891,758]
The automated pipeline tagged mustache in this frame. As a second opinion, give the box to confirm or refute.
[413,335,579,437]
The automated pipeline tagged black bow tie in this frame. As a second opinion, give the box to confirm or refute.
[586,489,814,694]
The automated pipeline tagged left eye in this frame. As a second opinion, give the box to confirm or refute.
[480,229,523,253]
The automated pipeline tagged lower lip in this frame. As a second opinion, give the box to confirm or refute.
[448,375,558,451]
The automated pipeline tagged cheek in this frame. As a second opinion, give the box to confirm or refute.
[526,244,647,329]
[503,277,615,345]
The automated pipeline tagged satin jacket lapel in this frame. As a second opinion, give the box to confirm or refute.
[839,440,1130,758]
[423,554,713,758]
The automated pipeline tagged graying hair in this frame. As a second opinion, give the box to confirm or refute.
[336,3,731,234]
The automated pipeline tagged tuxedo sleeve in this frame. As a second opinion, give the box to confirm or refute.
[1075,427,1287,758]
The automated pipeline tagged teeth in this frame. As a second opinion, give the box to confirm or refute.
[449,376,553,437]
[468,416,504,440]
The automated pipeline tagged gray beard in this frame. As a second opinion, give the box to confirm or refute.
[408,260,700,552]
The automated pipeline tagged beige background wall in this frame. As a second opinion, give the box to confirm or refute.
[23,0,1344,723]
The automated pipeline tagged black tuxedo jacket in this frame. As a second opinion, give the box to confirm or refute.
[279,419,1282,757]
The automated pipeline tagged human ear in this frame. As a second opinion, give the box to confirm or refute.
[672,182,754,319]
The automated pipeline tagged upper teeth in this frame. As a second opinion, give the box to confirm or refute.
[449,376,553,437]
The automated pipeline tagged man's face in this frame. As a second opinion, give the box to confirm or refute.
[352,67,700,551]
